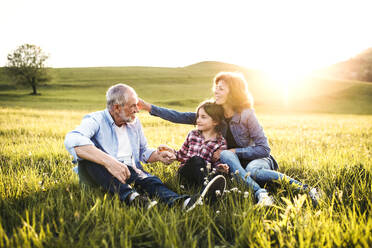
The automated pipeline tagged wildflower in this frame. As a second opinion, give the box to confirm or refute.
[215,190,221,196]
[74,211,80,220]
[234,170,239,175]
[231,187,238,192]
[244,172,251,180]
[238,190,242,194]
[180,185,185,189]
[216,210,220,214]
[244,191,249,198]
[224,190,230,194]
[200,168,204,172]
[204,181,208,186]
[206,163,211,171]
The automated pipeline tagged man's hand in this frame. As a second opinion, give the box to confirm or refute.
[158,150,176,165]
[216,163,229,174]
[105,161,131,184]
[138,98,152,112]
[74,145,131,184]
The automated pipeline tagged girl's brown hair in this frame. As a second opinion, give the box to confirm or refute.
[196,100,224,132]
[213,72,253,112]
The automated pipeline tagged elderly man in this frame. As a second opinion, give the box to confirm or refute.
[64,84,226,210]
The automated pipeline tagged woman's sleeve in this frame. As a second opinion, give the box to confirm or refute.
[235,110,271,160]
[150,105,197,124]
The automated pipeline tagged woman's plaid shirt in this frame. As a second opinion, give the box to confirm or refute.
[176,130,227,167]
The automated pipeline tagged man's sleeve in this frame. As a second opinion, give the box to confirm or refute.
[137,120,156,163]
[64,115,100,163]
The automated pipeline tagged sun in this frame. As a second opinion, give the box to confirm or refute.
[259,62,313,106]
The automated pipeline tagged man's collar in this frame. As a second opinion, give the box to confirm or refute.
[104,109,116,126]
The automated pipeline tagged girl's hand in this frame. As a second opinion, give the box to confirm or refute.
[216,163,229,174]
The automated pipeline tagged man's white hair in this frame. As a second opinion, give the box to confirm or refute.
[106,83,136,109]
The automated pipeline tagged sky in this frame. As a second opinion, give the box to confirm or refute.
[1,0,372,76]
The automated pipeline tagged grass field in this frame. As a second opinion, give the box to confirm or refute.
[0,63,371,247]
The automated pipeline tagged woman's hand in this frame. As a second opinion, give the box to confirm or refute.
[216,163,229,174]
[212,149,222,162]
[138,98,152,112]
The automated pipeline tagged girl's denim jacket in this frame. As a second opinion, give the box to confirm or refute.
[150,105,278,170]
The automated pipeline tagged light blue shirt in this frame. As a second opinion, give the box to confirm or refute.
[64,109,155,170]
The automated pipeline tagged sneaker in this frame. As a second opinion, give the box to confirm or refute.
[309,188,321,207]
[183,175,226,212]
[129,195,158,210]
[257,192,274,207]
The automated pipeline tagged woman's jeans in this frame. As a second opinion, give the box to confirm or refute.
[78,160,187,206]
[220,150,304,198]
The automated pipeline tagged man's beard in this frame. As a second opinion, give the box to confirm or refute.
[119,112,135,123]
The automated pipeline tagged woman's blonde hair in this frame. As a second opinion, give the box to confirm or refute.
[213,72,253,112]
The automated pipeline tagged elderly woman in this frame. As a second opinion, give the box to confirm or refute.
[140,72,320,206]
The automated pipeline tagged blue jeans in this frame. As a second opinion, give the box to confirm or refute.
[78,160,187,206]
[220,150,304,198]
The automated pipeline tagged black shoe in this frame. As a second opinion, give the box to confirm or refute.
[183,175,226,212]
[129,195,158,210]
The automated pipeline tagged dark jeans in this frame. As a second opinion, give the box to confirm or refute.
[178,156,221,187]
[78,160,187,206]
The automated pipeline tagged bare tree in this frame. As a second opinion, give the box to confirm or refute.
[5,44,50,95]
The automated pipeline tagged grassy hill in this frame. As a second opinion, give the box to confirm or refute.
[0,62,371,114]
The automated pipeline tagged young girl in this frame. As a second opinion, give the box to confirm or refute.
[159,100,229,186]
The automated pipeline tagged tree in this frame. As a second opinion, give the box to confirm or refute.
[5,44,50,95]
